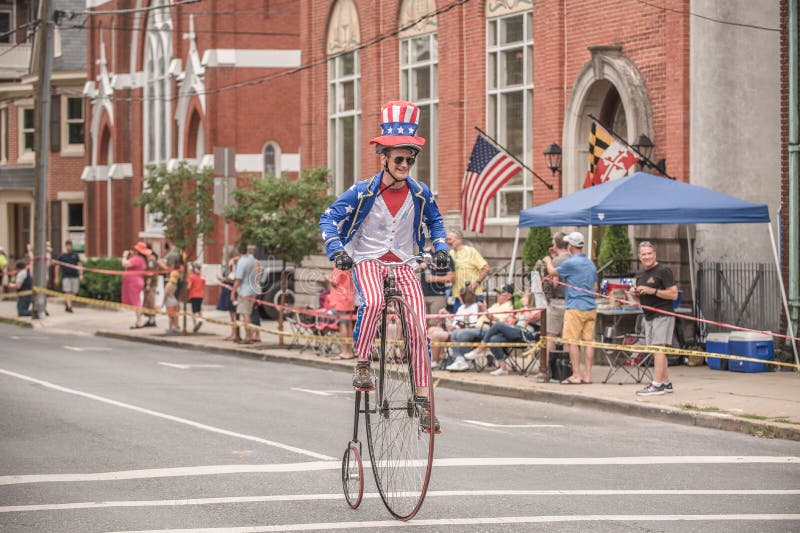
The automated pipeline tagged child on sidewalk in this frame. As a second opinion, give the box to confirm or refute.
[187,263,205,333]
[164,270,180,334]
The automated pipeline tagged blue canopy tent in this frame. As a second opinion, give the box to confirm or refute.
[510,172,796,364]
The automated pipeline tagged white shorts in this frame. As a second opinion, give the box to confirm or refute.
[644,315,675,346]
[62,277,80,295]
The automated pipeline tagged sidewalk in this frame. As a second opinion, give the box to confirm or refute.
[2,296,799,440]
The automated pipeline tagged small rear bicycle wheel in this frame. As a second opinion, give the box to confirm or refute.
[341,442,364,509]
[365,296,434,520]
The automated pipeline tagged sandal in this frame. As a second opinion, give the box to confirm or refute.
[560,376,583,385]
[130,324,144,329]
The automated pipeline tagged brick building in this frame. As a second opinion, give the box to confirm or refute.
[82,0,300,263]
[0,0,87,261]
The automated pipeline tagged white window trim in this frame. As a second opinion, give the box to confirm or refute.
[328,52,361,195]
[262,141,282,178]
[18,106,34,162]
[399,32,438,195]
[0,107,7,163]
[485,11,534,224]
[60,95,85,156]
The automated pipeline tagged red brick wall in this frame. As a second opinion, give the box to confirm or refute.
[301,0,690,216]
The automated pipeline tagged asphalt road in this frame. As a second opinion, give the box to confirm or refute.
[0,323,798,532]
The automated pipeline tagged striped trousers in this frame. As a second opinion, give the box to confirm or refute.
[352,261,429,387]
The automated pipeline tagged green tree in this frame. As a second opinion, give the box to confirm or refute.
[225,167,333,338]
[134,162,216,255]
[522,226,554,268]
[597,225,632,277]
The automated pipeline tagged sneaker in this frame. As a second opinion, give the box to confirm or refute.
[193,321,203,333]
[352,362,375,391]
[534,372,550,383]
[490,367,508,376]
[464,347,489,361]
[662,382,674,393]
[65,306,73,313]
[446,357,470,372]
[418,403,441,434]
[636,383,666,396]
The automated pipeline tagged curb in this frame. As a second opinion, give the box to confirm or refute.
[0,315,33,328]
[96,330,800,442]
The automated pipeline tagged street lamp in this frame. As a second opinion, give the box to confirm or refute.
[632,134,654,163]
[543,142,562,175]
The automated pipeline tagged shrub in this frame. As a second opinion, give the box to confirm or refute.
[597,225,632,278]
[522,226,553,268]
[79,257,123,302]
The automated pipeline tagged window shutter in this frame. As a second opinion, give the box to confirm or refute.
[50,95,60,152]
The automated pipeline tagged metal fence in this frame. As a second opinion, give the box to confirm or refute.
[696,262,781,334]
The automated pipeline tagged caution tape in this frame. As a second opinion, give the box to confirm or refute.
[0,290,33,300]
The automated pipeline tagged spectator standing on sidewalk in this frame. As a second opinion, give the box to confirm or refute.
[187,263,206,333]
[122,242,151,329]
[13,260,32,317]
[232,243,258,344]
[217,250,240,341]
[446,230,490,310]
[163,270,180,334]
[142,244,160,328]
[631,241,678,396]
[535,232,570,383]
[55,240,82,313]
[0,246,8,293]
[544,232,597,384]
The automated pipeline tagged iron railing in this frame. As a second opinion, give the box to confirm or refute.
[696,262,781,334]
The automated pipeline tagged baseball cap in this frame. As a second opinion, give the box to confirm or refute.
[494,283,515,295]
[563,231,585,248]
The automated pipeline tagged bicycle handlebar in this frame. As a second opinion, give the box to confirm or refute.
[353,253,431,268]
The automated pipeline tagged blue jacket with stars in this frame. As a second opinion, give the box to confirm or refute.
[319,171,449,260]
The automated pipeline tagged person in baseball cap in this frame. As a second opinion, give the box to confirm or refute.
[494,283,515,295]
[563,231,585,248]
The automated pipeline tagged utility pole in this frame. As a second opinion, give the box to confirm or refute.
[32,0,54,318]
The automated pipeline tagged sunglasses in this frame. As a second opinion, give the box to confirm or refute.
[392,156,416,166]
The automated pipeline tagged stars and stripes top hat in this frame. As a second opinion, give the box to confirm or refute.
[369,100,426,150]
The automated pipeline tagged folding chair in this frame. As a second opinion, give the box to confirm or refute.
[504,340,542,377]
[313,311,341,357]
[286,307,318,352]
[602,315,653,384]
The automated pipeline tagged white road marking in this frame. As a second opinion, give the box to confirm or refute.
[0,367,333,461]
[64,346,112,352]
[158,362,224,369]
[3,489,799,513]
[464,420,564,428]
[290,387,331,396]
[107,514,800,532]
[2,456,797,485]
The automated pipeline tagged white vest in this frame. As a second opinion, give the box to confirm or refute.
[347,191,415,262]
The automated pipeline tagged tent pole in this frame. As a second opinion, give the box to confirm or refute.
[769,221,799,368]
[686,225,696,310]
[588,225,593,258]
[509,226,520,284]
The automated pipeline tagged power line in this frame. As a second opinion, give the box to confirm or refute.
[96,0,474,104]
[635,0,780,32]
[61,23,298,38]
[0,18,39,41]
[0,22,40,59]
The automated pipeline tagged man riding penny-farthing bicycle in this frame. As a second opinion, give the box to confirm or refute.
[319,100,448,520]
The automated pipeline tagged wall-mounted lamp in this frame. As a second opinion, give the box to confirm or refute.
[543,142,562,175]
[632,134,654,162]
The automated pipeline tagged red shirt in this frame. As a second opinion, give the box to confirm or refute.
[188,272,205,299]
[379,185,409,262]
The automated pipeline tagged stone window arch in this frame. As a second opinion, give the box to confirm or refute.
[561,46,653,196]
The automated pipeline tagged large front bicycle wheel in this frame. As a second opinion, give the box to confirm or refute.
[365,296,434,520]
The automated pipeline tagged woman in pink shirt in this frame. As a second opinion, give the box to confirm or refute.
[327,267,356,359]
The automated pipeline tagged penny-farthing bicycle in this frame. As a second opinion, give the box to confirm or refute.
[341,256,436,520]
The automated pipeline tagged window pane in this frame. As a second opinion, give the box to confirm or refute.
[341,116,355,184]
[432,64,438,95]
[488,20,497,46]
[501,190,523,217]
[431,34,438,61]
[67,98,83,120]
[68,123,84,145]
[0,12,11,43]
[502,91,523,158]
[401,70,409,100]
[24,132,34,151]
[502,48,524,86]
[525,44,533,85]
[24,109,34,129]
[67,203,84,227]
[339,80,355,112]
[488,53,496,89]
[400,41,408,64]
[500,15,523,44]
[413,66,430,100]
[526,12,533,40]
[488,94,497,137]
[340,52,355,76]
[415,105,431,188]
[264,145,276,176]
[413,36,430,62]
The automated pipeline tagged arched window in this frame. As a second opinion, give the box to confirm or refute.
[327,0,361,194]
[262,141,282,177]
[143,1,172,166]
[486,6,533,221]
[399,0,438,194]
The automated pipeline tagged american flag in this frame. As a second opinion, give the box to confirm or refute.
[461,134,522,233]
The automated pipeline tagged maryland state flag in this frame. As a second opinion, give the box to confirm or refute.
[583,122,639,188]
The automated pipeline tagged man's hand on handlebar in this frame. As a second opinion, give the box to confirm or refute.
[433,250,450,269]
[334,251,354,271]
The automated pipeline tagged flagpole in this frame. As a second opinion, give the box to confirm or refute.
[586,113,675,180]
[474,126,554,190]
